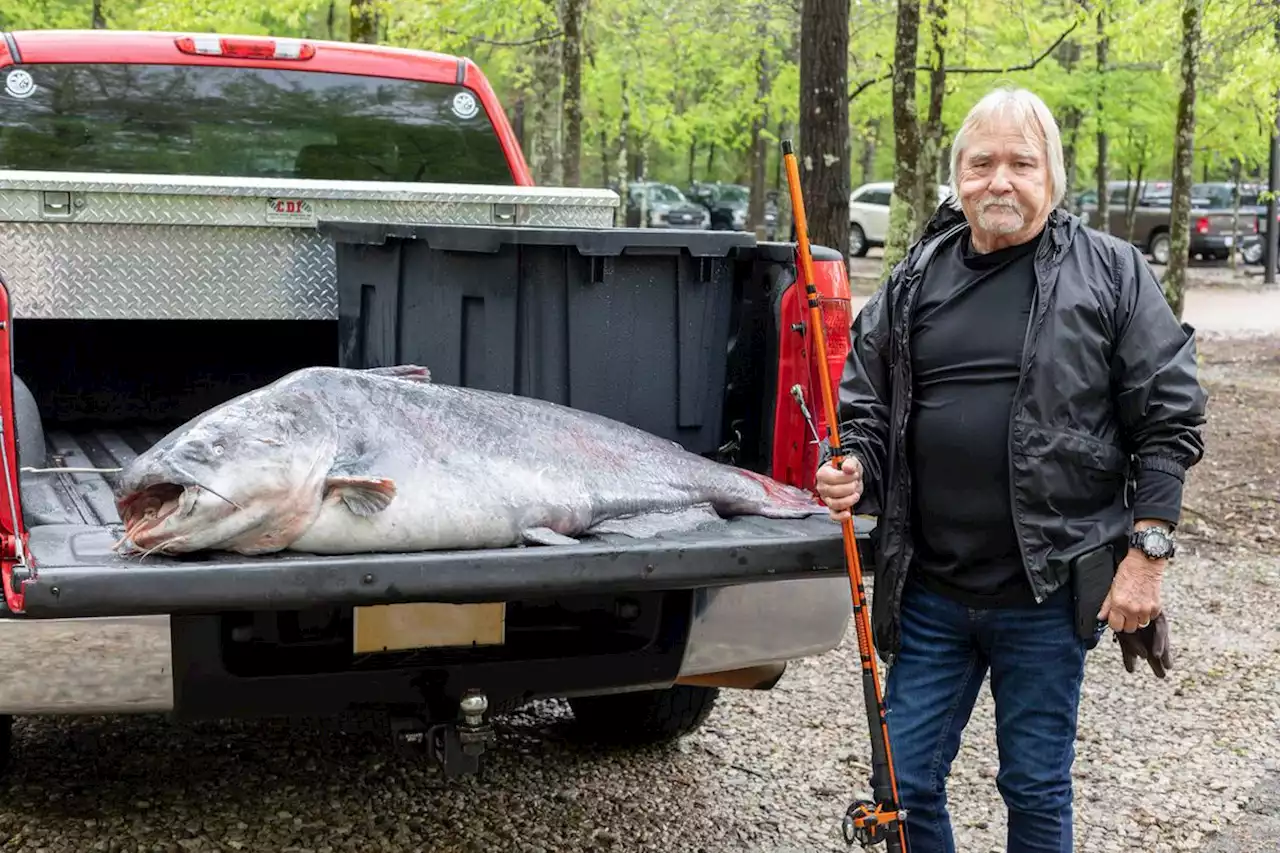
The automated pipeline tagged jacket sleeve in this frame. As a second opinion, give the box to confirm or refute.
[820,278,896,517]
[1110,244,1208,522]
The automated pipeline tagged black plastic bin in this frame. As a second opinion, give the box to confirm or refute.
[318,223,757,457]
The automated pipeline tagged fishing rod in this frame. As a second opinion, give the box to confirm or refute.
[780,138,908,853]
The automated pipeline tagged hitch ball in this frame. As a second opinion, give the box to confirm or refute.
[460,690,488,724]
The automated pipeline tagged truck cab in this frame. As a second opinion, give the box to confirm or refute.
[0,29,867,776]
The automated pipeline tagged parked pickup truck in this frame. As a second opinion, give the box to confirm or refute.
[0,29,866,777]
[1077,180,1238,263]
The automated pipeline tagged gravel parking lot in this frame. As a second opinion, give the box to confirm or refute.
[0,332,1275,853]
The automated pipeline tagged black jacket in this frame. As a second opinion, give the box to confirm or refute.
[835,203,1208,663]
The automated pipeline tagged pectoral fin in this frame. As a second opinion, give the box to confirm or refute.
[520,527,581,546]
[588,504,723,539]
[324,475,397,516]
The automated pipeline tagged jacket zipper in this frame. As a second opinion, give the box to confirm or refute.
[1007,238,1058,603]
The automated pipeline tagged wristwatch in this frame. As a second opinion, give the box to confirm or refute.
[1130,526,1177,561]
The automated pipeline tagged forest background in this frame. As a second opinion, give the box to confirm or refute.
[4,0,1279,312]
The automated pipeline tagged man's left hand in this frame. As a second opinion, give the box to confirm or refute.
[1098,548,1166,634]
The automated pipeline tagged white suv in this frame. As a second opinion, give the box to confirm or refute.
[849,181,952,257]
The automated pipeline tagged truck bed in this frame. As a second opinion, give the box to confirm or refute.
[14,427,871,619]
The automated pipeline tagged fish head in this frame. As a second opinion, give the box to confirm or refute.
[114,393,336,556]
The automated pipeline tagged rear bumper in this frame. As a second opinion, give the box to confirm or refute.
[0,576,854,715]
[1192,234,1234,253]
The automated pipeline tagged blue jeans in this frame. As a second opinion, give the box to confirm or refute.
[882,578,1091,853]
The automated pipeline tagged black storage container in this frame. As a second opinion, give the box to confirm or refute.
[319,223,756,458]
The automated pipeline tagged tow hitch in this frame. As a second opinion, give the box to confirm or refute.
[394,689,496,779]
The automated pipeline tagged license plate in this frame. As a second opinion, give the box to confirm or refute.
[352,602,506,654]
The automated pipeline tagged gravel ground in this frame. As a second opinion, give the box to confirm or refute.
[1,332,1276,853]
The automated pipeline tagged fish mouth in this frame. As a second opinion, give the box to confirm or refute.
[115,482,225,556]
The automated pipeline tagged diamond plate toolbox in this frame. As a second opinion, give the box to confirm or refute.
[0,171,620,320]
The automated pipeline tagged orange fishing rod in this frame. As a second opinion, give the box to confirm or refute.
[780,138,908,853]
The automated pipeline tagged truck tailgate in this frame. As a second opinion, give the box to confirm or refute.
[15,427,874,619]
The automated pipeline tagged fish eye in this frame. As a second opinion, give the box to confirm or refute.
[212,443,225,455]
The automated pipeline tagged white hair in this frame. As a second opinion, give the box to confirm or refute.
[946,86,1067,211]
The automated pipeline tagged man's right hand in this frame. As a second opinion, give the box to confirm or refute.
[815,456,864,521]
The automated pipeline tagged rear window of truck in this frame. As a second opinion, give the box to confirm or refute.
[0,63,515,184]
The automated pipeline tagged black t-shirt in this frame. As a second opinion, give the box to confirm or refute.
[906,227,1044,608]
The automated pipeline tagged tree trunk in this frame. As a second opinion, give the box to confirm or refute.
[1163,0,1204,320]
[1056,36,1082,211]
[860,119,879,186]
[881,0,923,275]
[915,0,948,230]
[528,0,564,186]
[600,129,611,190]
[561,0,585,187]
[1094,9,1110,234]
[92,0,106,28]
[514,95,528,154]
[1124,155,1145,243]
[349,0,378,44]
[615,75,630,227]
[1230,158,1242,271]
[747,0,772,235]
[798,0,851,256]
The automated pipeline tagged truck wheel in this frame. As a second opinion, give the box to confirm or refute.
[1149,231,1172,265]
[567,685,719,746]
[849,224,869,257]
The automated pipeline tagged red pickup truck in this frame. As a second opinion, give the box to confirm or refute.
[0,29,864,777]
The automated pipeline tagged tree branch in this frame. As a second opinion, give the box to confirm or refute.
[443,28,564,47]
[848,20,1080,102]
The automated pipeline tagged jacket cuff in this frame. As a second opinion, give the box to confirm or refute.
[1137,454,1187,483]
[1132,467,1184,528]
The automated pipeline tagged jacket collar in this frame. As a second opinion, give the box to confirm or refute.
[908,202,1080,272]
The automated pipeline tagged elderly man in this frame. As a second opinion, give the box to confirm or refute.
[816,86,1206,853]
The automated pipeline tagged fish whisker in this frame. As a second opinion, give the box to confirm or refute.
[167,464,245,511]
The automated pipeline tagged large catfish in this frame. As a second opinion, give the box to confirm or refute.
[113,365,826,557]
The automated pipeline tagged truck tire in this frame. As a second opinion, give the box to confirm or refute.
[849,224,869,257]
[567,685,719,746]
[1148,231,1172,265]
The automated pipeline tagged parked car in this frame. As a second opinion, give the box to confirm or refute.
[1193,182,1274,264]
[686,182,779,238]
[622,181,710,229]
[847,181,951,257]
[1077,180,1239,263]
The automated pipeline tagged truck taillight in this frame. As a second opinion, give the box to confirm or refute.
[817,296,851,397]
[1196,216,1210,234]
[175,36,316,61]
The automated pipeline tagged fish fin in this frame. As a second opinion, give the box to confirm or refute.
[324,475,397,516]
[588,503,723,539]
[521,527,581,546]
[364,365,432,383]
[729,470,827,518]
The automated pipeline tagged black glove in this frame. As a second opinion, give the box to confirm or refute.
[1113,611,1173,678]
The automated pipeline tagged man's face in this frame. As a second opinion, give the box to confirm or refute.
[955,116,1053,250]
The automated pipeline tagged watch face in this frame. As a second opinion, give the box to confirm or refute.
[1142,529,1172,558]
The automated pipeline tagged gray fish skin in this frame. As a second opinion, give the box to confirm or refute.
[113,365,825,557]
